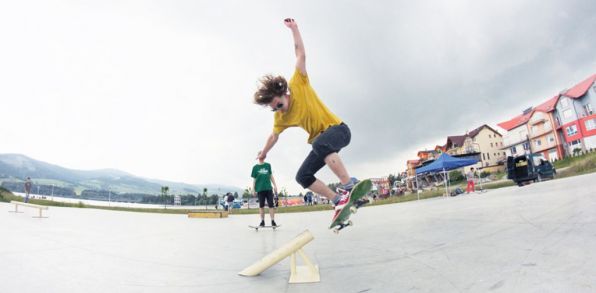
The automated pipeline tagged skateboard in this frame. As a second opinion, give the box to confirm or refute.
[329,179,373,234]
[248,225,281,231]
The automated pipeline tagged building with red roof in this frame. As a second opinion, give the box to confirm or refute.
[498,73,595,160]
[555,74,596,153]
[526,95,565,161]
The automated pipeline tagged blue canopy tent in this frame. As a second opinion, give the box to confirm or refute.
[415,153,478,198]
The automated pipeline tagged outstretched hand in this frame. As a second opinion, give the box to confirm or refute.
[256,151,266,161]
[284,18,297,29]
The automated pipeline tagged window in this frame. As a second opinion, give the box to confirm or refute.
[586,119,596,131]
[583,104,593,116]
[523,142,530,150]
[490,143,493,148]
[510,147,517,155]
[487,153,491,160]
[482,153,486,160]
[566,125,578,136]
[563,109,573,119]
[548,135,555,144]
[531,126,538,134]
[489,135,492,138]
[544,122,551,130]
[535,140,542,147]
[570,139,581,146]
[561,97,569,108]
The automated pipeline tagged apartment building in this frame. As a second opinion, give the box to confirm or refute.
[555,74,596,153]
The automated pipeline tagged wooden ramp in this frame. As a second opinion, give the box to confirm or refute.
[239,230,320,283]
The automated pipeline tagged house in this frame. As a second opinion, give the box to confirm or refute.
[417,150,439,162]
[445,135,468,155]
[554,74,596,154]
[499,73,596,161]
[498,108,533,158]
[405,159,420,190]
[444,124,505,172]
[527,95,565,161]
[467,124,506,172]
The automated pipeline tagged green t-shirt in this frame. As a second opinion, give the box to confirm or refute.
[251,163,273,193]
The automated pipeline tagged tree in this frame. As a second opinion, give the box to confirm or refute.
[387,174,397,189]
[243,187,253,199]
[160,186,169,208]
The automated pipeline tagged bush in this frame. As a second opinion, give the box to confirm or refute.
[448,170,464,183]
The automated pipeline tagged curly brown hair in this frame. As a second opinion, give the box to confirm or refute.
[253,75,288,105]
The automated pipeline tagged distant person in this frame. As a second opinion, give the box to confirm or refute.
[24,177,32,203]
[251,157,278,227]
[466,168,476,194]
[226,193,235,213]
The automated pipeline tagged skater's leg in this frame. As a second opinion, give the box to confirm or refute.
[324,152,350,185]
[257,191,266,226]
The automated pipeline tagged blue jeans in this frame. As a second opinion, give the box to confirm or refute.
[296,123,351,188]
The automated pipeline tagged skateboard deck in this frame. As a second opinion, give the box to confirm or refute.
[329,179,373,233]
[248,225,281,231]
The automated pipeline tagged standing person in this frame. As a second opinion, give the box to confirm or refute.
[466,167,476,194]
[253,18,366,223]
[226,192,235,213]
[251,157,278,227]
[24,177,32,203]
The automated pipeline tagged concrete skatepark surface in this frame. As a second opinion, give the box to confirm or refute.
[1,173,595,293]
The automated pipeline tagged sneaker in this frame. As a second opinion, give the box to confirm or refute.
[336,177,360,193]
[259,220,265,227]
[271,220,277,227]
[333,189,352,211]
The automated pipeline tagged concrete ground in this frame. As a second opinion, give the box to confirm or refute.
[1,173,595,293]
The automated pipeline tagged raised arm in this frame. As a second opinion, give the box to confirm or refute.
[257,132,279,161]
[284,18,306,75]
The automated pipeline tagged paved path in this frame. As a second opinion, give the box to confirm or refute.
[1,173,595,292]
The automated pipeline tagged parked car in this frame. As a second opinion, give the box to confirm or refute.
[506,154,556,186]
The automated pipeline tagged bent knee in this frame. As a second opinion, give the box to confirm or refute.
[296,172,316,189]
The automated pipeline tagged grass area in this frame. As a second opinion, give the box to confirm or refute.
[553,151,596,169]
[2,153,594,215]
[556,152,596,178]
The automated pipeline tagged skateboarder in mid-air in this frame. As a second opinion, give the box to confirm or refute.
[253,18,367,222]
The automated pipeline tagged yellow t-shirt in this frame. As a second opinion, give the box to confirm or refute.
[273,68,342,144]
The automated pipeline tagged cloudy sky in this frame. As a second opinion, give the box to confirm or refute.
[0,0,594,194]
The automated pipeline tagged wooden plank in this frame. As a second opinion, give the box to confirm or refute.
[10,201,49,210]
[187,211,228,218]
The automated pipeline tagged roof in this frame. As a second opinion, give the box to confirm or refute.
[534,95,559,113]
[446,135,467,148]
[407,159,420,164]
[497,111,533,131]
[467,124,502,138]
[417,150,436,154]
[562,74,596,99]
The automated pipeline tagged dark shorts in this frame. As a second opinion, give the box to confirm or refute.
[295,123,351,188]
[258,190,275,208]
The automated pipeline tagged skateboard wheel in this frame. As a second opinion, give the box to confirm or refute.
[333,228,340,234]
[348,220,353,226]
[350,206,357,214]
